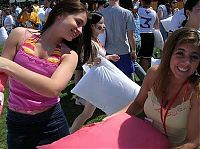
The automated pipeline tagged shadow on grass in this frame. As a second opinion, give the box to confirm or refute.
[60,81,106,127]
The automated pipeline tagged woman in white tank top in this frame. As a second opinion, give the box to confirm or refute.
[70,12,120,134]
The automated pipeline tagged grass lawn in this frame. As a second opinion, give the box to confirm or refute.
[0,87,9,149]
[0,80,106,149]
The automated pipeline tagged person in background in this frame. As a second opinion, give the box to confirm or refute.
[137,0,159,72]
[101,0,136,80]
[16,6,30,28]
[181,0,200,31]
[14,5,22,27]
[32,0,39,14]
[133,0,140,10]
[168,0,187,34]
[27,4,41,29]
[111,27,200,148]
[97,1,107,12]
[37,4,46,30]
[120,0,146,83]
[3,8,15,35]
[132,0,147,83]
[170,0,179,15]
[169,0,200,37]
[0,21,8,48]
[157,0,172,41]
[15,5,22,17]
[17,3,41,29]
[70,12,120,134]
[0,1,90,148]
[44,0,57,22]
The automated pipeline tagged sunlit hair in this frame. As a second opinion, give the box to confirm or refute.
[154,27,200,96]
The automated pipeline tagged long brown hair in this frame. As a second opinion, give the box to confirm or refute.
[40,1,91,63]
[154,28,200,97]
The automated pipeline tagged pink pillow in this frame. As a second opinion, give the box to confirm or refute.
[38,113,170,149]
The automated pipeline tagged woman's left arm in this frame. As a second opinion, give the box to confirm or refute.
[176,89,200,149]
[0,51,78,97]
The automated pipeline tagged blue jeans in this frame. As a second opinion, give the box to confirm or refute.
[7,103,69,149]
[134,61,146,82]
[134,40,146,82]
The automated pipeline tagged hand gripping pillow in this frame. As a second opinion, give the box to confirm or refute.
[71,56,140,115]
[38,113,170,149]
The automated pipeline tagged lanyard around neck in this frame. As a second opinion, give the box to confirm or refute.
[160,80,188,136]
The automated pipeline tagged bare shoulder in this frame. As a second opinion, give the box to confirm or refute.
[8,27,35,43]
[10,27,29,36]
[145,66,159,81]
[11,27,39,37]
[140,66,159,91]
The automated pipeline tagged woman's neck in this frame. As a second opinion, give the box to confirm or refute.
[39,27,62,50]
[91,34,98,42]
[168,73,188,88]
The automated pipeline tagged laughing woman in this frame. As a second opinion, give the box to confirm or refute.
[0,1,91,149]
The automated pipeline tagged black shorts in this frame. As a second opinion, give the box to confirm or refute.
[138,33,154,59]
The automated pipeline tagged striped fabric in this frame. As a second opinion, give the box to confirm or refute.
[21,35,61,64]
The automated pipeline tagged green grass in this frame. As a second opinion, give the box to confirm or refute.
[60,81,106,126]
[0,87,9,149]
[0,81,105,149]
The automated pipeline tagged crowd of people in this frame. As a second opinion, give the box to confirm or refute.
[0,0,199,148]
[0,0,58,47]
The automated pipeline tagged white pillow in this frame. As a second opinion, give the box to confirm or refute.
[71,56,140,115]
[160,16,173,32]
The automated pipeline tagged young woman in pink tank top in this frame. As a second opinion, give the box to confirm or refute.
[0,1,92,149]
